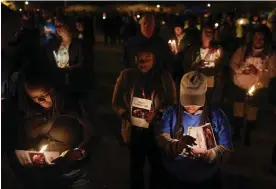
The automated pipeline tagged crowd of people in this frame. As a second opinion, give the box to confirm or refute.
[116,11,276,189]
[1,6,276,189]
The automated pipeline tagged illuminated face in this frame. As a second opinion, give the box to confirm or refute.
[76,22,84,32]
[137,52,154,73]
[140,16,155,38]
[184,106,202,114]
[25,87,53,109]
[202,27,214,42]
[174,26,183,36]
[253,32,265,49]
[55,21,70,39]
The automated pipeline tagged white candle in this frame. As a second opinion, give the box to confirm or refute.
[168,40,178,54]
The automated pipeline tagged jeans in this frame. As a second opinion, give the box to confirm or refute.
[128,126,164,189]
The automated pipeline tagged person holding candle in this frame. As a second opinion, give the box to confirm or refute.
[45,16,84,91]
[112,46,177,189]
[170,18,200,81]
[230,26,276,141]
[181,23,226,107]
[157,71,232,189]
[7,71,96,189]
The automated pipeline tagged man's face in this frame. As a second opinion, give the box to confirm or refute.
[140,16,155,38]
[184,106,202,114]
[25,86,53,109]
[174,27,183,36]
[137,52,154,73]
[76,22,84,32]
[253,32,265,49]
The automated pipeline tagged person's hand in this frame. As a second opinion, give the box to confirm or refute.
[199,60,208,68]
[190,148,208,158]
[145,109,155,123]
[177,135,197,154]
[243,65,258,75]
[64,149,85,161]
[248,64,258,75]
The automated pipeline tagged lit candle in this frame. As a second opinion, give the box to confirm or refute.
[168,40,178,54]
[248,84,256,96]
[39,144,48,152]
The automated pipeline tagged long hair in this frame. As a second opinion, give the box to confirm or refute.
[20,71,55,117]
[55,16,73,42]
[243,25,272,61]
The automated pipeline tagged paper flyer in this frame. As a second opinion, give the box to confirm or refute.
[131,97,152,129]
[187,123,217,153]
[15,150,60,166]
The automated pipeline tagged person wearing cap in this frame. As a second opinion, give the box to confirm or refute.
[181,24,226,107]
[123,13,173,74]
[157,71,232,189]
[230,26,276,141]
[112,47,176,189]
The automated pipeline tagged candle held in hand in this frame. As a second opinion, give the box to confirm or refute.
[39,144,48,152]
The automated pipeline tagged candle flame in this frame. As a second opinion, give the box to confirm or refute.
[248,85,256,96]
[39,144,48,152]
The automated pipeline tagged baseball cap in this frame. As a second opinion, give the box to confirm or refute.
[180,71,207,107]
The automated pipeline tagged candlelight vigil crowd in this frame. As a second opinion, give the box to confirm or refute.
[1,3,276,189]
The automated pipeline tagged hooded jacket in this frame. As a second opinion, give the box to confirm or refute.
[157,105,232,182]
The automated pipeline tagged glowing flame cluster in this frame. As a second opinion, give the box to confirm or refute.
[248,85,256,96]
[39,144,48,152]
[248,82,262,97]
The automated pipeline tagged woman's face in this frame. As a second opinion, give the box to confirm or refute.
[137,52,154,73]
[202,27,214,43]
[76,22,84,32]
[25,86,53,109]
[184,106,202,114]
[55,21,70,39]
[174,27,183,36]
[253,32,265,49]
